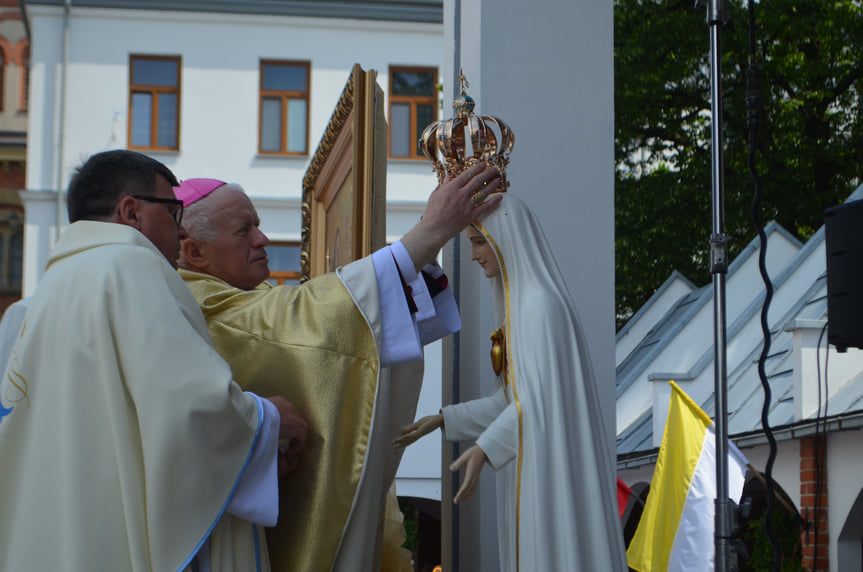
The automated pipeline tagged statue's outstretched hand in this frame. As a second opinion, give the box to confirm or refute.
[394,413,444,448]
[450,444,489,504]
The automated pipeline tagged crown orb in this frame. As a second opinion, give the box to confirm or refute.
[453,92,476,118]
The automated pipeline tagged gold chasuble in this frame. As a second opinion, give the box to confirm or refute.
[179,266,381,572]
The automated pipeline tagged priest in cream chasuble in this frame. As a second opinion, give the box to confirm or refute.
[0,221,277,572]
[0,150,305,572]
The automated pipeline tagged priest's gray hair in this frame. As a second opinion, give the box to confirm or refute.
[182,195,222,243]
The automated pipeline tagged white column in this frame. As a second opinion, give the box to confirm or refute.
[445,0,615,569]
[788,318,863,421]
[19,191,65,296]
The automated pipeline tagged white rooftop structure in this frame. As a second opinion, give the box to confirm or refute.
[616,184,863,572]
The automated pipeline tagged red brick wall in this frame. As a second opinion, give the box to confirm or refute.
[0,160,25,190]
[0,295,20,316]
[800,435,829,571]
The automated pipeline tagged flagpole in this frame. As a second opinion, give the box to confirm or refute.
[704,0,734,570]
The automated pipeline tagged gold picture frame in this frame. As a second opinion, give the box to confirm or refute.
[301,64,387,281]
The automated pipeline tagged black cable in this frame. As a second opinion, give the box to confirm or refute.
[823,329,829,421]
[812,322,829,568]
[745,1,783,570]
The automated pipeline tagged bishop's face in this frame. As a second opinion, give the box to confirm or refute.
[466,225,500,279]
[197,186,271,290]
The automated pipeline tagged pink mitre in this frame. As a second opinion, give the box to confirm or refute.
[173,178,227,207]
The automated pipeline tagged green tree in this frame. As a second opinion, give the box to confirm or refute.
[615,0,863,325]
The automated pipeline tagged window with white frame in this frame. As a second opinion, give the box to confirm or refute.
[259,60,310,155]
[265,241,302,286]
[128,55,181,150]
[389,66,437,159]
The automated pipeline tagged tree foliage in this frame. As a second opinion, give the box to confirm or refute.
[615,0,863,325]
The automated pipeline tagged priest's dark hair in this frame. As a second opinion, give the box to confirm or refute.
[66,149,180,223]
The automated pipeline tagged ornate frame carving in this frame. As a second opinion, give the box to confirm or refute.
[300,64,386,281]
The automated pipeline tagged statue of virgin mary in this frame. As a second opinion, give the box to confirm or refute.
[398,192,627,571]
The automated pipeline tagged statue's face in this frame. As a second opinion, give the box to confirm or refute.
[465,225,500,279]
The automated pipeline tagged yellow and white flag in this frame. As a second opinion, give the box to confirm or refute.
[626,381,749,572]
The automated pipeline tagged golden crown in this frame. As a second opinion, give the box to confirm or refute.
[419,70,515,189]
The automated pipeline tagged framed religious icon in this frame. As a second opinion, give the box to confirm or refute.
[301,64,387,281]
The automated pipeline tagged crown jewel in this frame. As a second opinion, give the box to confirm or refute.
[420,70,514,189]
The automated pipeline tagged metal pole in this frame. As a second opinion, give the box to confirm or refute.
[449,3,462,570]
[705,0,734,570]
[56,0,71,239]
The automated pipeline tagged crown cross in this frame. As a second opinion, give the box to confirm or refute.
[420,69,514,189]
[458,70,470,96]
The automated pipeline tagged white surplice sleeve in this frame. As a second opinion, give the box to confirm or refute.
[195,394,280,572]
[224,394,280,526]
[371,241,460,367]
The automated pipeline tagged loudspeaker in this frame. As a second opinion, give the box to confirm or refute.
[824,199,863,352]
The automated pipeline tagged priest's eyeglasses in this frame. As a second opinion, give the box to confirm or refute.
[132,195,184,227]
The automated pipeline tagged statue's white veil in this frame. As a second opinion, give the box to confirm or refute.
[473,192,627,571]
